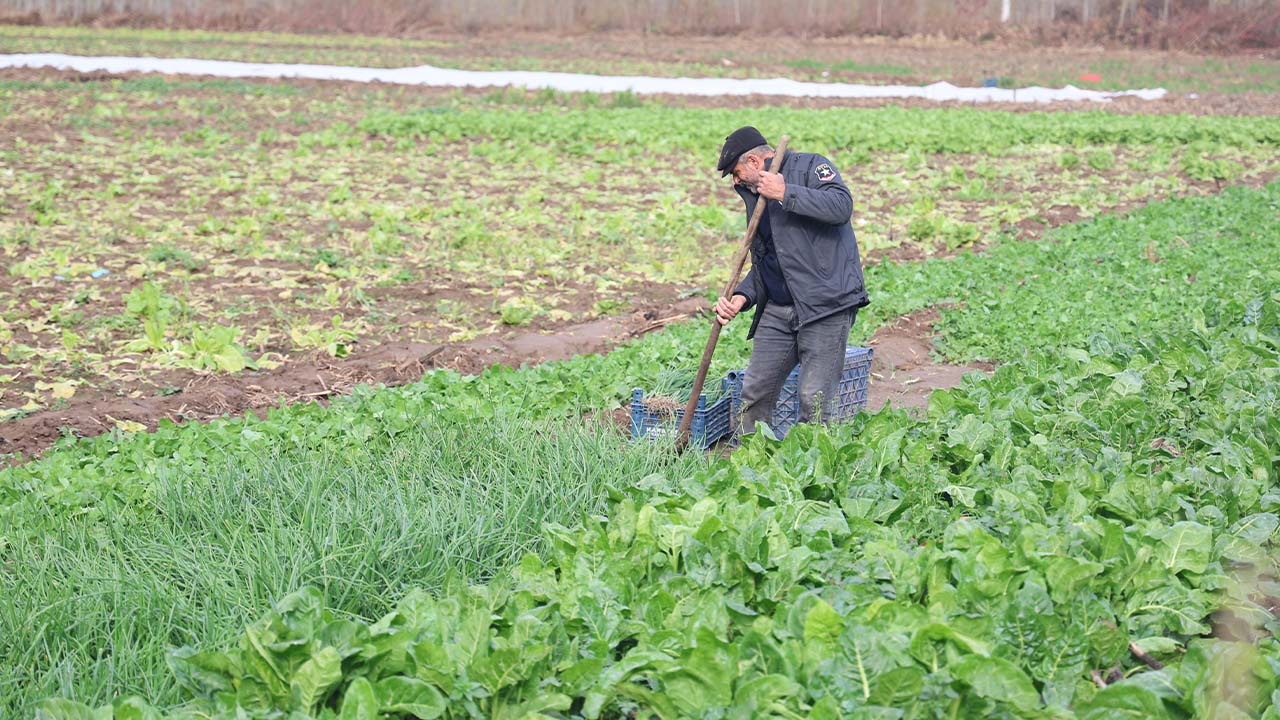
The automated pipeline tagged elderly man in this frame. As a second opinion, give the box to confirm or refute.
[712,126,870,435]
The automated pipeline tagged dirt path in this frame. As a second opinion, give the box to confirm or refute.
[866,307,993,413]
[0,297,710,461]
[1,300,992,462]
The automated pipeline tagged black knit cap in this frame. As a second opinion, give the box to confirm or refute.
[716,126,769,177]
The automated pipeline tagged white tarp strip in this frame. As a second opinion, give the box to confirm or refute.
[0,53,1168,103]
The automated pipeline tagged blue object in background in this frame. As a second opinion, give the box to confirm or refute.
[631,373,741,449]
[982,77,999,88]
[91,268,110,279]
[765,346,873,438]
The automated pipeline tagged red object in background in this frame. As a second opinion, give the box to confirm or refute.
[1079,73,1102,83]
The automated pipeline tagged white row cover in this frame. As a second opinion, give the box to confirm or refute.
[0,53,1168,103]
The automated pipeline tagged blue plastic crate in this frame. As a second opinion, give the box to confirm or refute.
[741,346,874,438]
[631,373,742,449]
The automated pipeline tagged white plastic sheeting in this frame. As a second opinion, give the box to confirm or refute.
[0,53,1168,103]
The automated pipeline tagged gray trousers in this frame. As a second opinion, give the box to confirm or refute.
[739,304,856,435]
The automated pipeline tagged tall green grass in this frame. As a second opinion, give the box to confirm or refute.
[0,416,705,716]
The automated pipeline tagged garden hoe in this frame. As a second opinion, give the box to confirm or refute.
[676,135,789,451]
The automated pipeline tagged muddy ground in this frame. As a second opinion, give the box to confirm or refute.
[0,295,710,459]
[0,296,988,460]
[865,306,992,413]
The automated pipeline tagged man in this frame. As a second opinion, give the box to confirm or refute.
[712,126,870,435]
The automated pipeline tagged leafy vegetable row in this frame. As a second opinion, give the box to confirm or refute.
[21,182,1280,718]
[360,105,1280,157]
[40,281,1280,719]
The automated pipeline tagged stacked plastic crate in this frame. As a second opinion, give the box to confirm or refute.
[631,346,873,447]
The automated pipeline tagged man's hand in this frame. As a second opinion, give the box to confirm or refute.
[756,171,786,201]
[714,294,748,326]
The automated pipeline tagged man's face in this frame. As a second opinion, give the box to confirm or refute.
[731,154,764,192]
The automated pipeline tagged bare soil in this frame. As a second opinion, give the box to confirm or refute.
[0,296,710,461]
[0,300,999,461]
[865,306,993,413]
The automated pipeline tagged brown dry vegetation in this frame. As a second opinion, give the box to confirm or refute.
[2,0,1278,51]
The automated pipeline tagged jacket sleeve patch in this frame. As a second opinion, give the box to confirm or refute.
[814,163,837,182]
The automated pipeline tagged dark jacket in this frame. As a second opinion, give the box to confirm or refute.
[733,151,870,339]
